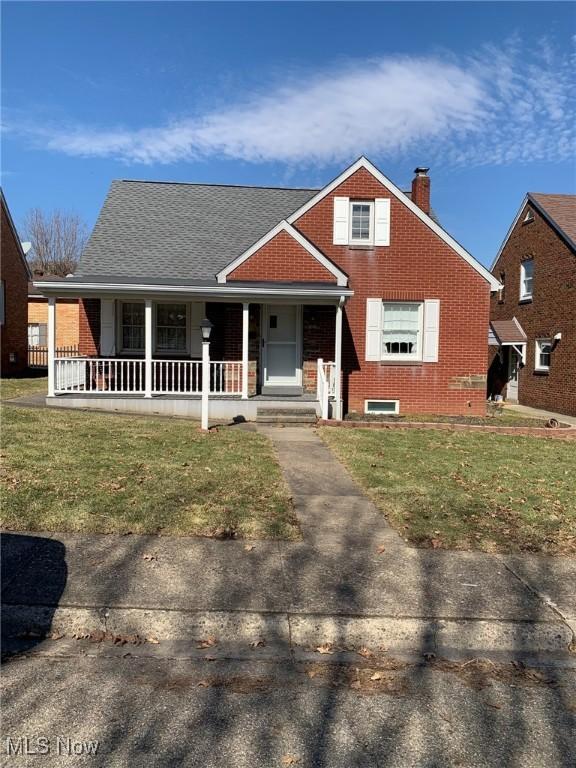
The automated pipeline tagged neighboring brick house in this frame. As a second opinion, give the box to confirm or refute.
[34,157,499,419]
[488,193,576,417]
[28,271,80,365]
[1,190,30,376]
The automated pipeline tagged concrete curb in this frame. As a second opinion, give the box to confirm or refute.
[3,605,574,665]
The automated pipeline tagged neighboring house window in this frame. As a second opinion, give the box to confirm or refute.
[349,201,374,245]
[381,302,423,360]
[0,280,4,325]
[28,323,47,346]
[121,302,145,352]
[156,303,187,353]
[535,338,552,372]
[520,259,534,300]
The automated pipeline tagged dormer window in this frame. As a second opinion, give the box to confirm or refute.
[520,259,534,301]
[349,201,374,245]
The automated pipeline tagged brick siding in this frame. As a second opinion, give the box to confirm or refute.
[293,168,490,415]
[490,201,576,416]
[78,298,100,356]
[1,201,28,375]
[228,230,336,283]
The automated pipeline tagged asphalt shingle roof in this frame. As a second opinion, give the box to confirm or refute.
[77,181,319,282]
[529,193,576,248]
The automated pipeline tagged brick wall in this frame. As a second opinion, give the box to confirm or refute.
[28,298,80,348]
[228,230,336,283]
[490,201,576,416]
[78,298,100,356]
[1,202,28,375]
[293,168,490,415]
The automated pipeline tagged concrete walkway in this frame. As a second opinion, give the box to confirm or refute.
[505,403,576,426]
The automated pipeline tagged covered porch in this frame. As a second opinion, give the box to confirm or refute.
[42,282,350,420]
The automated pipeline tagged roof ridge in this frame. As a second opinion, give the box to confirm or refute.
[115,179,320,192]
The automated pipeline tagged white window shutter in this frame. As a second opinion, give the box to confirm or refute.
[100,299,116,356]
[374,198,390,246]
[333,197,350,245]
[423,299,440,362]
[365,299,382,361]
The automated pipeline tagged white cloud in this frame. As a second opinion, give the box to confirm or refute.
[12,38,576,168]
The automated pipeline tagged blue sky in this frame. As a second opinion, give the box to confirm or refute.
[2,1,575,267]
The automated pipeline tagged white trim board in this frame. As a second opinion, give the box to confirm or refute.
[33,280,353,301]
[216,220,348,286]
[285,156,501,291]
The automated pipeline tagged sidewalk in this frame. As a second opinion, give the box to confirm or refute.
[504,403,576,426]
[2,427,575,663]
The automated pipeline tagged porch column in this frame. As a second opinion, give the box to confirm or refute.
[47,297,56,397]
[144,299,153,398]
[241,302,249,399]
[334,298,344,420]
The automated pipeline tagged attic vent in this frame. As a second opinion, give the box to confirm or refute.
[365,399,399,415]
[523,210,534,224]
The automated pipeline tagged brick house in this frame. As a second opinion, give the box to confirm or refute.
[488,193,576,417]
[27,271,80,367]
[34,157,499,419]
[1,190,30,376]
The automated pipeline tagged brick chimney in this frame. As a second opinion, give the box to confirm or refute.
[411,167,430,215]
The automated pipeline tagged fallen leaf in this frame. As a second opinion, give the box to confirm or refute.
[357,647,374,659]
[196,636,218,649]
[370,672,383,681]
[48,630,65,641]
[146,636,160,645]
[486,702,501,709]
[376,545,386,554]
[244,544,255,552]
[315,643,334,655]
[281,756,300,766]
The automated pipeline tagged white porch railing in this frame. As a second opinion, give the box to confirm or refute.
[53,358,244,396]
[317,358,336,420]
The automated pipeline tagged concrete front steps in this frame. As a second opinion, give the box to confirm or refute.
[256,407,318,424]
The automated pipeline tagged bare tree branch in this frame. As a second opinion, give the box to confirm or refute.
[23,208,88,277]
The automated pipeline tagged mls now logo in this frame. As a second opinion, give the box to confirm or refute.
[5,736,99,756]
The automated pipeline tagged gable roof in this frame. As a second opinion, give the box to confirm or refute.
[492,192,576,270]
[77,180,318,282]
[216,220,348,286]
[529,193,576,248]
[284,157,501,290]
[1,189,32,279]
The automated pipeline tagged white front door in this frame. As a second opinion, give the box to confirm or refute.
[262,305,301,387]
[507,349,519,402]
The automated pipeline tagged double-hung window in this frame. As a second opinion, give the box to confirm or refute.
[381,302,423,360]
[535,338,552,372]
[121,302,145,352]
[156,303,187,353]
[349,201,374,245]
[28,323,47,346]
[520,259,534,301]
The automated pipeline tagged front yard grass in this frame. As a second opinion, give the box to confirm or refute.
[2,404,298,539]
[320,427,575,554]
[1,375,48,401]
